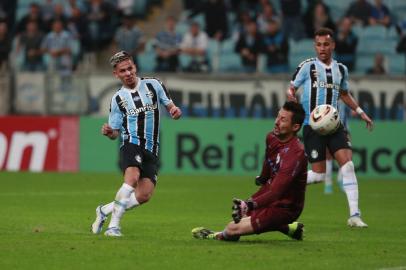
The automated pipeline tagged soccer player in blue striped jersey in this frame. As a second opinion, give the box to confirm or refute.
[91,51,182,237]
[286,28,373,228]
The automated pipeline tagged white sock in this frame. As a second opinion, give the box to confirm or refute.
[341,161,360,216]
[307,170,326,184]
[325,159,333,186]
[101,192,140,215]
[108,183,134,228]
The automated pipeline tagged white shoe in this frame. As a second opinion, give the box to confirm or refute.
[104,227,122,237]
[347,215,368,228]
[91,205,107,234]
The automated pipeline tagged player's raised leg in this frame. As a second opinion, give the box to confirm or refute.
[91,192,140,234]
[104,167,139,237]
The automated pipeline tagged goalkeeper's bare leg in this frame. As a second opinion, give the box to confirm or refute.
[192,217,253,241]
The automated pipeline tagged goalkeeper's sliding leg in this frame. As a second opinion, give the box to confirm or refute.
[192,214,304,241]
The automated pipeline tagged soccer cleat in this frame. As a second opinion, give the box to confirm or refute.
[104,227,122,237]
[191,227,217,240]
[288,222,305,240]
[91,205,107,234]
[347,215,368,228]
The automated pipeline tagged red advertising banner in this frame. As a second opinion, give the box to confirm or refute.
[0,116,79,172]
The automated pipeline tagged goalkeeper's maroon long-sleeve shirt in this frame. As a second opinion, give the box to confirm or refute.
[251,132,308,212]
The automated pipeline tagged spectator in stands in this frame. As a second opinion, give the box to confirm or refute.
[303,1,336,39]
[279,0,305,41]
[235,20,264,73]
[15,20,45,72]
[231,11,252,41]
[396,19,406,54]
[66,6,88,43]
[66,6,88,68]
[113,15,145,68]
[85,0,115,52]
[263,19,289,73]
[16,3,46,34]
[180,21,209,72]
[0,2,17,31]
[116,0,136,16]
[366,53,387,74]
[257,3,280,34]
[154,16,182,72]
[0,21,11,70]
[369,0,391,28]
[44,3,68,31]
[64,0,87,18]
[346,0,373,26]
[41,19,74,74]
[335,17,358,71]
[41,0,55,24]
[188,0,229,41]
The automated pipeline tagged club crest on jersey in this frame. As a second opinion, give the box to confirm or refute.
[311,150,318,159]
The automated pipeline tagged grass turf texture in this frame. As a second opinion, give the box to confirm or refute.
[0,172,405,270]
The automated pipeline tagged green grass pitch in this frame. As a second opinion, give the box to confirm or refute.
[0,172,405,270]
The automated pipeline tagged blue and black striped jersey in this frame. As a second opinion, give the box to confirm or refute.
[291,57,349,125]
[109,77,172,156]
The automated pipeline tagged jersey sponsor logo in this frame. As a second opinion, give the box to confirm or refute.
[128,103,158,116]
[312,81,340,90]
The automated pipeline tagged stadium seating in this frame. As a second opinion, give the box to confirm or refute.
[289,39,314,72]
[137,39,156,73]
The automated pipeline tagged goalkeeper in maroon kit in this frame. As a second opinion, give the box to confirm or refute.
[192,101,307,241]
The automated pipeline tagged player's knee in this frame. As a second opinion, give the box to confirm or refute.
[340,161,355,175]
[136,191,152,204]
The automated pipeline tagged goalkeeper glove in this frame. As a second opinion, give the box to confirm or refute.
[231,198,255,224]
[255,175,268,186]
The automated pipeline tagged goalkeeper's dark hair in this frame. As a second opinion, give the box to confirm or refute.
[283,101,305,127]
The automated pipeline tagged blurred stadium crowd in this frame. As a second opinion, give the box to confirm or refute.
[0,0,406,75]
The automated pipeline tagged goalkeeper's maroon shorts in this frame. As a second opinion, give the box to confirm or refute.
[249,206,302,234]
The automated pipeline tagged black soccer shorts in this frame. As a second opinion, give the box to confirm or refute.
[302,124,351,163]
[119,143,159,184]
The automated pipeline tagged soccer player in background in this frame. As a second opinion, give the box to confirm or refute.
[91,51,182,237]
[192,101,307,241]
[286,28,373,227]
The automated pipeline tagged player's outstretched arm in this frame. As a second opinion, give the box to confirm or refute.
[101,123,119,140]
[340,91,374,131]
[166,102,182,120]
